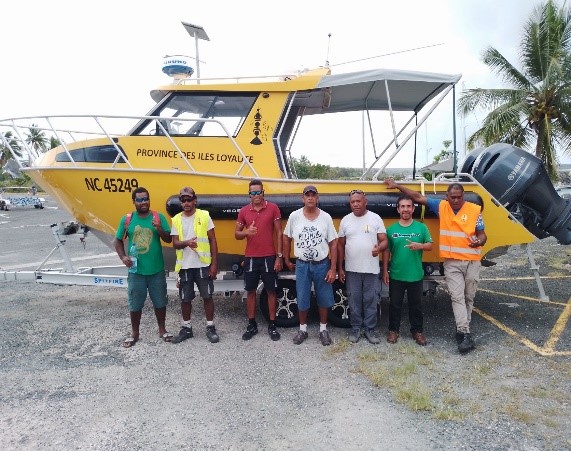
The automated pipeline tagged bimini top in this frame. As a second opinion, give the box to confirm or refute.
[314,68,462,114]
[152,67,461,116]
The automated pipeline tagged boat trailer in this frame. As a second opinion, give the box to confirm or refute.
[0,221,550,304]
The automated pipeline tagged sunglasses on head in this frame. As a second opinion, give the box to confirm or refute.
[180,196,196,203]
[134,197,150,203]
[249,190,264,196]
[349,189,365,196]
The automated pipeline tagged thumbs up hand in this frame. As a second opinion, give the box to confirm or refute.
[246,220,258,236]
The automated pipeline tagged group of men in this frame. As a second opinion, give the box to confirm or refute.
[113,178,486,354]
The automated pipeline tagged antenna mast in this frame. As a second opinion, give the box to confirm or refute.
[325,33,332,67]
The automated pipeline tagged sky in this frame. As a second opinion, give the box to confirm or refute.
[2,0,566,168]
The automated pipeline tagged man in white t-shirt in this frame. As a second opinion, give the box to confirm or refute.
[338,189,388,344]
[170,187,220,344]
[283,185,338,346]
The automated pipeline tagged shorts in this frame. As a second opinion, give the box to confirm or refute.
[127,271,168,312]
[243,256,278,293]
[295,258,334,311]
[179,267,214,302]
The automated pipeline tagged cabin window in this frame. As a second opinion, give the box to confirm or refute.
[131,93,257,137]
[55,145,127,163]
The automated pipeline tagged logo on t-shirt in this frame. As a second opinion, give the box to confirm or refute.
[391,232,421,239]
[297,225,324,261]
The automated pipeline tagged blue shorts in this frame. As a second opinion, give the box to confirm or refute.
[127,271,168,312]
[179,267,214,301]
[295,259,334,311]
[243,256,278,293]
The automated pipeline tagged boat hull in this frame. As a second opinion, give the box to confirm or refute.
[25,167,535,272]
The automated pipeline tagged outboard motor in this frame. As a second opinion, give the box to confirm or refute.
[461,143,571,244]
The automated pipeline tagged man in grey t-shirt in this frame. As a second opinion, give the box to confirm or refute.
[338,189,388,344]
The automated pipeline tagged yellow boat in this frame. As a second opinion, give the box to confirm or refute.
[7,60,566,326]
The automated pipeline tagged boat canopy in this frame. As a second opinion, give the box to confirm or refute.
[313,68,462,114]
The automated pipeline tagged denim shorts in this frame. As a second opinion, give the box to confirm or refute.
[295,259,334,311]
[243,256,278,293]
[179,267,214,302]
[127,271,168,311]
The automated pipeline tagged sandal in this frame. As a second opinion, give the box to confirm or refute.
[122,337,138,348]
[161,332,174,342]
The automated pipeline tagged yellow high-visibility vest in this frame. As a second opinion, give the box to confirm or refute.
[172,209,212,271]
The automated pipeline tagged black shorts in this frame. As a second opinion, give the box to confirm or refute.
[243,256,278,292]
[178,267,214,301]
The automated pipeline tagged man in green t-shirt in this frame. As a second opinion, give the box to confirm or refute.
[113,187,173,348]
[382,194,432,346]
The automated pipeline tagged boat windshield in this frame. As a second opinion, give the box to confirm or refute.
[131,92,258,137]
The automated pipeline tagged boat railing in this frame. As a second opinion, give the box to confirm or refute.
[0,115,258,177]
[174,73,301,85]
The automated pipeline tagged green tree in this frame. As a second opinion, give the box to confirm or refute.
[25,124,48,154]
[0,131,22,166]
[459,0,571,181]
[49,136,62,149]
[291,155,335,179]
[433,139,453,163]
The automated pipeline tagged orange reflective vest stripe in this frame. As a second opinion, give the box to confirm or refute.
[438,201,481,260]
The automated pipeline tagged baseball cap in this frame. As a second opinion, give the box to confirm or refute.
[179,187,196,197]
[303,185,318,195]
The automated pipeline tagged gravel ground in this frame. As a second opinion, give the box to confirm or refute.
[0,198,570,450]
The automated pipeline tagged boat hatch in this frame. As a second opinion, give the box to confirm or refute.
[55,144,127,163]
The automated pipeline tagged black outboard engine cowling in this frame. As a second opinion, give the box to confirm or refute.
[461,143,571,244]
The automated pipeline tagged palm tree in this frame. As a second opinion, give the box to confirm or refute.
[459,0,571,180]
[0,131,22,166]
[49,136,62,149]
[25,124,48,155]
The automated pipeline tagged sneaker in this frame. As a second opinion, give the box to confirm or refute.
[364,329,380,344]
[206,325,219,343]
[387,330,399,344]
[458,333,475,354]
[242,322,258,341]
[348,329,361,343]
[411,331,427,346]
[268,323,281,341]
[455,332,464,344]
[171,326,193,344]
[319,330,332,346]
[292,330,308,345]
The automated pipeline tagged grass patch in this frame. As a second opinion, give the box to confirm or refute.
[528,385,549,398]
[395,379,433,411]
[500,403,534,424]
[326,338,350,356]
[433,406,465,421]
[543,417,559,428]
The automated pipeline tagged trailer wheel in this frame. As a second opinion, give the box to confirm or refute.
[260,279,299,328]
[328,281,351,328]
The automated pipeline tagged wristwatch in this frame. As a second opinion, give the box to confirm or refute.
[277,253,283,258]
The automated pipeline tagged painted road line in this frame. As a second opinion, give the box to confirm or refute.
[478,288,567,307]
[474,295,571,357]
[544,296,571,353]
[0,252,117,270]
[481,275,571,281]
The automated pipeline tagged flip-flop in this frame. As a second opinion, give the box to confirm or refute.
[122,337,138,348]
[161,332,174,342]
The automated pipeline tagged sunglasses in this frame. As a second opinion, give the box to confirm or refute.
[134,197,150,203]
[180,196,196,203]
[349,189,365,196]
[249,190,264,196]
